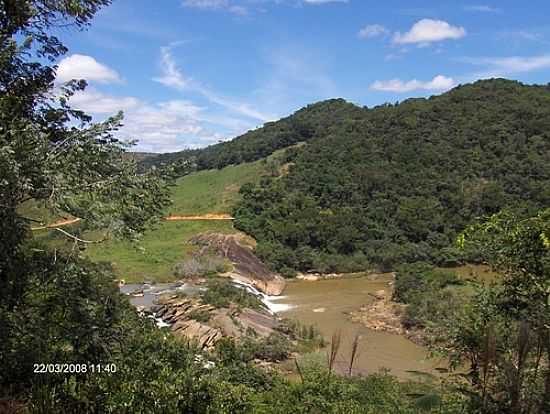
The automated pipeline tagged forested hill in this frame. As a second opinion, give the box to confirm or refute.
[138,98,362,172]
[230,79,550,274]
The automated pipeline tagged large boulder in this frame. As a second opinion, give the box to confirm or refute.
[189,233,286,295]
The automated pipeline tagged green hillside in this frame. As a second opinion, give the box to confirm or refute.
[232,79,550,274]
[167,159,266,215]
[85,159,271,282]
[139,98,360,172]
[85,220,234,282]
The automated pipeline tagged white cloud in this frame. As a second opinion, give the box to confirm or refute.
[485,55,550,72]
[69,88,140,113]
[153,45,274,122]
[464,5,501,13]
[358,24,388,39]
[182,0,247,15]
[466,55,550,77]
[370,75,456,93]
[501,31,543,42]
[68,87,239,152]
[152,46,190,90]
[57,54,121,83]
[393,19,466,45]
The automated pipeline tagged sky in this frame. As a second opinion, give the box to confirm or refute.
[55,0,550,153]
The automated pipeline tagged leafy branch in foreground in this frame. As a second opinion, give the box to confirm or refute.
[436,209,550,414]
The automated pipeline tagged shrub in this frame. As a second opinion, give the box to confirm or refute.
[200,279,264,310]
[173,255,229,278]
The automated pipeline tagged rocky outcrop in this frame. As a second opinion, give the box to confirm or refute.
[349,289,426,346]
[172,319,223,349]
[189,233,286,295]
[350,289,405,335]
[152,294,280,349]
[152,295,222,349]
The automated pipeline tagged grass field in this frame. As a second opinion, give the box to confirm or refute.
[167,160,266,215]
[24,154,279,282]
[85,220,235,282]
[83,160,268,282]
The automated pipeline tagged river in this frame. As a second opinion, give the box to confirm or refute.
[277,274,441,379]
[122,275,443,379]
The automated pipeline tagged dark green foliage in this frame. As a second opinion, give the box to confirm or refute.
[199,279,264,310]
[0,255,123,392]
[187,308,212,323]
[393,263,462,304]
[231,79,550,272]
[244,334,292,362]
[392,263,464,330]
[276,318,327,351]
[438,209,550,413]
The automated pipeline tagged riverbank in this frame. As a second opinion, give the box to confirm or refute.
[348,289,426,346]
[121,274,438,379]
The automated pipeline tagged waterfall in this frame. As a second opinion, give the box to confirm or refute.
[231,280,295,314]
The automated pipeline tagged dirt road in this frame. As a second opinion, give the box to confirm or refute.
[31,214,234,231]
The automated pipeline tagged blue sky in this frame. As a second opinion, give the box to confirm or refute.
[55,0,550,152]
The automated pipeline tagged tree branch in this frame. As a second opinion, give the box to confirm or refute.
[54,227,104,244]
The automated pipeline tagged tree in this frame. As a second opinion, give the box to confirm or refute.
[0,0,173,400]
[441,209,550,413]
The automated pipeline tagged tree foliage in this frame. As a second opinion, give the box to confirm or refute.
[436,209,550,413]
[231,80,550,272]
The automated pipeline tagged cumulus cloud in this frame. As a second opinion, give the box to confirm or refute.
[69,88,140,113]
[358,24,388,39]
[68,87,238,152]
[57,54,121,83]
[393,19,466,45]
[370,75,456,93]
[62,46,276,152]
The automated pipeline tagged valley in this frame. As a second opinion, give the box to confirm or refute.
[80,152,485,381]
[4,1,550,411]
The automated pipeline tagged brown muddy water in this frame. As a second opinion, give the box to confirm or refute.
[279,274,444,379]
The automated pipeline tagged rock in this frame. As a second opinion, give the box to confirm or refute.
[210,309,242,338]
[237,308,279,337]
[190,233,286,295]
[172,319,223,349]
[152,285,282,349]
[313,307,326,313]
[296,273,319,281]
[373,290,387,300]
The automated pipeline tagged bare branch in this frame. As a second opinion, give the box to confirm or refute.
[54,227,104,244]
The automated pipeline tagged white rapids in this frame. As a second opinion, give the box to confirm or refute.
[231,280,295,314]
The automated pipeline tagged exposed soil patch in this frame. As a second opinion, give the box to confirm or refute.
[349,289,426,346]
[164,214,234,221]
[30,217,81,230]
[189,232,286,295]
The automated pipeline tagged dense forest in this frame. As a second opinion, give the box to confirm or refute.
[229,80,550,273]
[142,79,550,274]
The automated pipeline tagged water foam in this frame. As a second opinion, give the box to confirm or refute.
[231,280,295,314]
